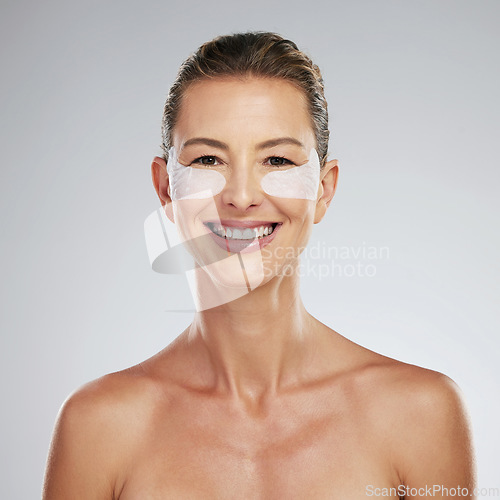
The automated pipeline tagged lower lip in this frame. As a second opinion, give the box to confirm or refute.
[205,224,281,254]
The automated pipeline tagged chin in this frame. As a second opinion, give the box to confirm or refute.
[199,251,267,289]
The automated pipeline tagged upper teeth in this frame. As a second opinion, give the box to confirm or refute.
[208,223,276,239]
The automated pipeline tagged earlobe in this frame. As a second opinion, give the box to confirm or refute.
[314,159,339,224]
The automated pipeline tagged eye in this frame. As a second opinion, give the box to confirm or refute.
[266,156,295,167]
[191,155,221,166]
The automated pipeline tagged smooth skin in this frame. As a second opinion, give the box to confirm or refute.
[43,77,475,499]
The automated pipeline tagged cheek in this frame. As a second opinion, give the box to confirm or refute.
[172,198,216,240]
[275,199,316,225]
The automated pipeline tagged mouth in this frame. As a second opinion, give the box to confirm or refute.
[204,221,279,239]
[203,221,282,253]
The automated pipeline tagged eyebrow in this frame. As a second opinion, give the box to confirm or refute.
[182,137,229,150]
[181,136,305,151]
[256,137,305,150]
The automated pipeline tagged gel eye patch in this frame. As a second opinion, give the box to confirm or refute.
[167,147,226,200]
[260,148,320,200]
[166,146,320,201]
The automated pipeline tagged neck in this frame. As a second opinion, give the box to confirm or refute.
[184,267,326,410]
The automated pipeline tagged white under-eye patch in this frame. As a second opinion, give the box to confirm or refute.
[260,148,320,200]
[166,146,320,201]
[166,147,226,201]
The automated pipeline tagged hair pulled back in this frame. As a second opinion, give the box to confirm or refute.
[161,31,329,167]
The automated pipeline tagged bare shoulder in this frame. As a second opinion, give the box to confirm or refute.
[43,362,169,499]
[363,357,471,434]
[63,362,165,418]
[348,350,476,492]
[354,353,467,412]
[347,349,472,436]
[70,365,163,427]
[333,336,468,418]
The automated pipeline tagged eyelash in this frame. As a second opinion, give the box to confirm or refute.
[191,155,221,166]
[266,155,295,167]
[190,155,295,167]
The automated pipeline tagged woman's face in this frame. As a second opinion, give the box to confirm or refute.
[167,76,336,295]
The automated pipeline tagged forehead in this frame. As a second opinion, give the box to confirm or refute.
[173,77,315,149]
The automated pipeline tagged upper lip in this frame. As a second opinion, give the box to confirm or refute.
[203,220,281,228]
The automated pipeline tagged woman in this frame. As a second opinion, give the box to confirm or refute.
[43,32,475,499]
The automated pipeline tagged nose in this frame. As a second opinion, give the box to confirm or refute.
[220,160,264,211]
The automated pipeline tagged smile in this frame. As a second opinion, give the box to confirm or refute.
[203,221,282,253]
[204,222,279,240]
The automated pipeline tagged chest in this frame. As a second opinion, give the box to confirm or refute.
[117,399,396,499]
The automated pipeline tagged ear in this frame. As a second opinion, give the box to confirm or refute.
[151,156,175,224]
[314,159,339,224]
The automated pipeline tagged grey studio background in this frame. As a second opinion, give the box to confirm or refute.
[1,0,499,498]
